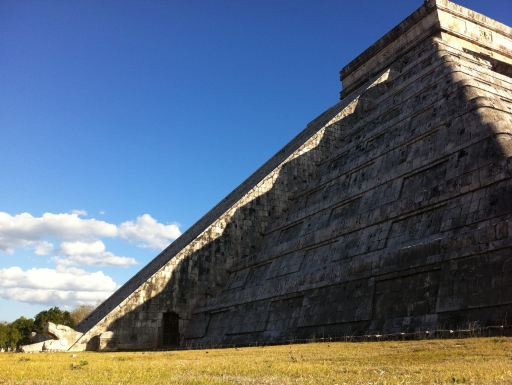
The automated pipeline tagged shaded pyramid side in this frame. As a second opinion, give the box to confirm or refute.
[68,0,512,351]
[68,65,379,351]
[184,36,512,347]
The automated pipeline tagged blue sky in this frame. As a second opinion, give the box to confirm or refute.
[1,0,511,322]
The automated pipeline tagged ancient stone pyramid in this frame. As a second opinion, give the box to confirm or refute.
[71,0,512,350]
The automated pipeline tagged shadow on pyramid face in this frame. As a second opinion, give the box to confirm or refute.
[83,61,395,350]
[80,33,512,351]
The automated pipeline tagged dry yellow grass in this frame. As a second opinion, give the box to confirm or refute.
[0,337,511,384]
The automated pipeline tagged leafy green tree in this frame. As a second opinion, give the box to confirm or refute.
[9,317,35,345]
[0,322,14,348]
[0,323,6,347]
[34,307,75,333]
[1,306,82,348]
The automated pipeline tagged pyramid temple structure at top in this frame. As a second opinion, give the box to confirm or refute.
[28,0,512,351]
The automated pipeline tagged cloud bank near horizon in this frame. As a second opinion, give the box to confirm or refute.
[0,210,181,307]
[0,211,181,263]
[0,266,117,306]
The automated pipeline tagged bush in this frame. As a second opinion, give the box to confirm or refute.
[9,317,35,346]
[0,322,22,349]
[70,304,95,325]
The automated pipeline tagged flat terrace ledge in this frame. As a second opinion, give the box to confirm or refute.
[340,1,435,85]
[339,0,512,100]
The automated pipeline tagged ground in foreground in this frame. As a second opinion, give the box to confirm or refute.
[1,338,511,384]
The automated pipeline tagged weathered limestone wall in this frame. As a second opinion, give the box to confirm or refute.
[182,0,512,344]
[70,66,384,351]
[185,34,512,346]
[71,0,512,350]
[340,0,512,99]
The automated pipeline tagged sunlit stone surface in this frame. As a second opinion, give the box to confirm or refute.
[62,0,512,351]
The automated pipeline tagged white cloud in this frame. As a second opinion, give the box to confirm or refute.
[0,211,180,267]
[0,266,118,306]
[70,209,87,216]
[34,241,54,256]
[0,288,112,307]
[0,266,117,291]
[0,210,183,309]
[60,240,105,255]
[0,211,117,254]
[119,214,181,249]
[52,252,137,268]
[53,240,137,267]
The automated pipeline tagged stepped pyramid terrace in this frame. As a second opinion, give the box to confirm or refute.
[22,0,512,351]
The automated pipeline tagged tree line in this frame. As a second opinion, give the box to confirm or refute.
[0,304,95,349]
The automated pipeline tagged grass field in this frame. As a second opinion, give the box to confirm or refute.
[0,337,511,384]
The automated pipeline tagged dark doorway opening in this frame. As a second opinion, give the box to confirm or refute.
[162,312,180,347]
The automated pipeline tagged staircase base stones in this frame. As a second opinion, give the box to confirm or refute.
[20,322,84,352]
